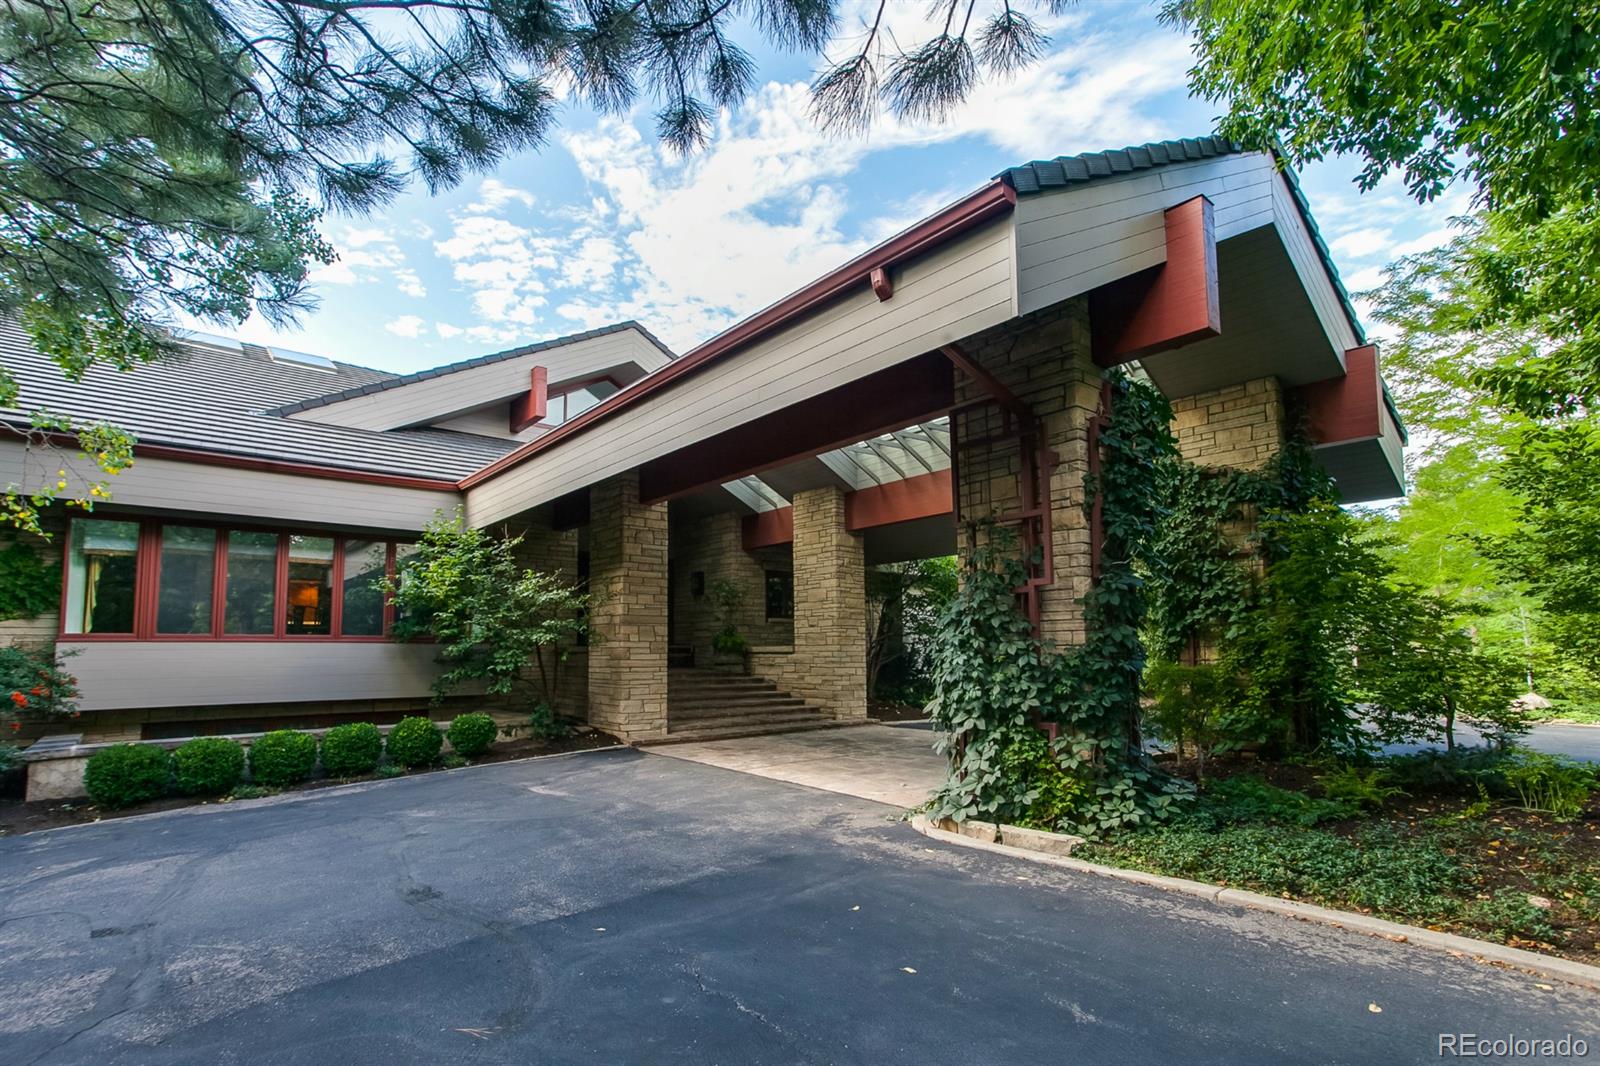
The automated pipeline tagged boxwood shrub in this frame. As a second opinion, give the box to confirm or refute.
[321,722,383,777]
[387,716,442,768]
[172,737,246,796]
[250,729,317,786]
[447,713,498,758]
[84,744,171,809]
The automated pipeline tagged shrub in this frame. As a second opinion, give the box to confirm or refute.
[321,722,383,777]
[1502,751,1596,820]
[387,716,442,767]
[1196,775,1354,828]
[172,737,245,796]
[527,703,571,740]
[1317,766,1407,810]
[84,744,171,808]
[0,643,80,724]
[0,741,18,774]
[998,729,1088,831]
[249,730,317,786]
[374,763,406,779]
[441,753,469,770]
[446,713,498,758]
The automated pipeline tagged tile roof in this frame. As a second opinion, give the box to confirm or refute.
[0,321,515,481]
[266,320,676,417]
[998,135,1368,347]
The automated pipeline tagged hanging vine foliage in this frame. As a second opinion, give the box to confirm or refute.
[0,538,60,622]
[927,372,1189,837]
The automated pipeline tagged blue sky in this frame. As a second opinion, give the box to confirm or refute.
[218,3,1472,373]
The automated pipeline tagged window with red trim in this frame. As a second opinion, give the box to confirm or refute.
[62,517,413,641]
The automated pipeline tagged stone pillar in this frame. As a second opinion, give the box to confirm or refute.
[505,505,587,718]
[1169,377,1286,470]
[785,486,867,719]
[952,300,1103,650]
[586,471,668,741]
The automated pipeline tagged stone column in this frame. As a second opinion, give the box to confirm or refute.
[586,471,668,741]
[786,486,867,719]
[952,299,1103,650]
[1169,376,1286,470]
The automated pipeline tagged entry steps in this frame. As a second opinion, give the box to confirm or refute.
[660,667,867,743]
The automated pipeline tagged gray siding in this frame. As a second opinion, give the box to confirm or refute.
[1268,173,1363,360]
[288,330,671,431]
[0,440,463,531]
[466,218,1017,525]
[1016,152,1277,316]
[60,640,448,711]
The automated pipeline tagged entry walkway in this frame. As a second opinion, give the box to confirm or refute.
[643,723,945,809]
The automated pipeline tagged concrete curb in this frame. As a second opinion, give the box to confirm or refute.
[909,814,1600,993]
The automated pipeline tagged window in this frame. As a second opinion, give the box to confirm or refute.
[765,570,794,621]
[224,531,279,635]
[156,526,216,634]
[542,380,620,427]
[286,536,334,635]
[65,519,413,641]
[63,519,139,634]
[340,539,387,636]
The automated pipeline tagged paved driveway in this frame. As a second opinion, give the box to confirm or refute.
[1,749,1595,1065]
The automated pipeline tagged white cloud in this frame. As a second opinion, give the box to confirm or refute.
[435,322,463,339]
[393,268,427,299]
[384,315,428,338]
[1330,227,1393,259]
[469,178,537,213]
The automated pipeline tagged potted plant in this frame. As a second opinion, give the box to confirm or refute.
[707,580,750,674]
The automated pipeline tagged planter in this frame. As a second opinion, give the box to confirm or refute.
[708,650,749,675]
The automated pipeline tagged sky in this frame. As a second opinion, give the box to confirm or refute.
[214,2,1475,373]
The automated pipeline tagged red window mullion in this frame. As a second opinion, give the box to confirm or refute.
[211,530,228,639]
[273,533,289,639]
[382,542,397,636]
[330,536,345,638]
[133,521,161,639]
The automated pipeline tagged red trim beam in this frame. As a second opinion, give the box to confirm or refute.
[508,366,549,433]
[1291,344,1383,443]
[1089,195,1221,367]
[741,469,954,549]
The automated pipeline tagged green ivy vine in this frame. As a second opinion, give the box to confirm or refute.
[0,539,60,621]
[927,372,1189,837]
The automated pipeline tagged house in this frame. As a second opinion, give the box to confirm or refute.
[0,137,1405,746]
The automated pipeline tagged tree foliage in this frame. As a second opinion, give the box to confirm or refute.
[386,512,590,708]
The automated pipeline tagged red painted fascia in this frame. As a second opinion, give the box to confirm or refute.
[1291,344,1382,443]
[458,180,1017,490]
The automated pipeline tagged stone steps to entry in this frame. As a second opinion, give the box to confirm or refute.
[660,667,863,742]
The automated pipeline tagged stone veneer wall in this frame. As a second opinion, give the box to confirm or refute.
[585,471,669,740]
[951,299,1102,649]
[1169,377,1286,471]
[749,487,867,719]
[669,511,792,665]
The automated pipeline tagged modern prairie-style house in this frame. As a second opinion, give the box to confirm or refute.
[0,137,1404,747]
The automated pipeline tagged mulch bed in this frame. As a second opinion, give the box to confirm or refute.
[870,699,929,723]
[0,728,619,836]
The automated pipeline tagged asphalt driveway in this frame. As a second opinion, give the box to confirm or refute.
[1,749,1595,1065]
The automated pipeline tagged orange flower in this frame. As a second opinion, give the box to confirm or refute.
[9,691,26,707]
[29,686,43,696]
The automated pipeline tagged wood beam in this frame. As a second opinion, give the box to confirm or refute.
[1089,195,1221,367]
[741,469,954,549]
[1291,344,1382,443]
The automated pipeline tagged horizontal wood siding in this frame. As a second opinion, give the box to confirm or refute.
[1016,153,1277,316]
[59,640,448,711]
[288,330,670,431]
[465,219,1017,526]
[0,442,461,531]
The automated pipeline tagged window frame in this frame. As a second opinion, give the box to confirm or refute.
[764,568,795,622]
[533,373,626,430]
[59,516,411,643]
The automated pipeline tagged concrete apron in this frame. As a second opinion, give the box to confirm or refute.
[641,723,945,809]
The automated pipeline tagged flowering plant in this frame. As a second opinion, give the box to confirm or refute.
[0,644,79,734]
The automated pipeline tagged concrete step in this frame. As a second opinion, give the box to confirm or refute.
[668,693,807,710]
[668,683,784,699]
[649,718,871,745]
[669,706,820,726]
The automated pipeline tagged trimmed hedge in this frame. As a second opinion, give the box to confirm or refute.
[447,713,498,758]
[321,722,383,777]
[387,716,442,768]
[173,737,246,796]
[250,729,317,786]
[84,744,171,808]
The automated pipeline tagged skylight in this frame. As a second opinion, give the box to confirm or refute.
[268,346,337,373]
[172,329,245,353]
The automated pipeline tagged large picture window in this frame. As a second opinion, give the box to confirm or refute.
[63,519,140,634]
[62,518,411,641]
